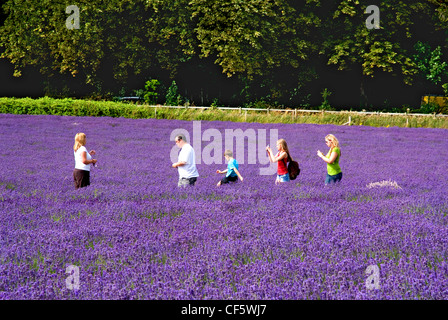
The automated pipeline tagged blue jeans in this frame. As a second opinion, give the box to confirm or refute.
[325,172,342,185]
[276,173,290,183]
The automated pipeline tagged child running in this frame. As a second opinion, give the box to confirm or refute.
[216,150,243,186]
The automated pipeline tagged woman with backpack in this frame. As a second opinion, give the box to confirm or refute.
[266,139,294,185]
[317,134,342,185]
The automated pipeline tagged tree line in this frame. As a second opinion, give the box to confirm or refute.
[1,0,447,110]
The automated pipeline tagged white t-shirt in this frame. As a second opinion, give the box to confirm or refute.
[177,143,199,179]
[74,146,92,171]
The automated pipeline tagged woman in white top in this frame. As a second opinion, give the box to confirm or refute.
[73,133,97,189]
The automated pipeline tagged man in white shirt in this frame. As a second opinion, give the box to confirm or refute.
[172,134,199,187]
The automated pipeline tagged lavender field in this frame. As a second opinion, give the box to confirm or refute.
[1,113,448,300]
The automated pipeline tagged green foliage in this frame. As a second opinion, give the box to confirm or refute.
[0,0,191,85]
[165,81,183,106]
[189,0,319,78]
[209,98,222,110]
[416,103,440,114]
[319,88,333,110]
[144,79,161,104]
[133,89,145,100]
[1,97,448,128]
[0,0,447,107]
[413,41,448,85]
[443,83,448,97]
[243,99,273,109]
[325,0,434,85]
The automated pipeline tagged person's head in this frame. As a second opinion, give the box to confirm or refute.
[175,134,187,148]
[276,139,288,152]
[74,133,86,152]
[325,134,339,149]
[276,139,291,160]
[224,149,233,161]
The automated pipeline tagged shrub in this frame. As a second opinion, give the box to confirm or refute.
[319,88,333,111]
[165,81,183,106]
[144,79,161,105]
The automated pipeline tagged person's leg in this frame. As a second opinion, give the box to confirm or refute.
[220,176,230,185]
[325,173,342,185]
[334,172,342,183]
[74,169,89,189]
[73,169,81,189]
[178,178,189,187]
[80,170,90,188]
[277,173,289,183]
[188,177,197,186]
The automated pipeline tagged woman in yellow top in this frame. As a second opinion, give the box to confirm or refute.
[317,134,342,185]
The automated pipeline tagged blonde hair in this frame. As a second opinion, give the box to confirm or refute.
[73,133,86,152]
[277,139,292,161]
[325,134,340,152]
[224,150,233,157]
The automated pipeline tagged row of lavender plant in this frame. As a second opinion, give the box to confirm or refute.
[0,114,447,299]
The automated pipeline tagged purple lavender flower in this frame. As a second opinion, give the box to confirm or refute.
[0,113,447,299]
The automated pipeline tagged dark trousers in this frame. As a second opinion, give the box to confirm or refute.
[73,169,90,189]
[221,175,238,184]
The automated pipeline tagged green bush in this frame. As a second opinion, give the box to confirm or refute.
[416,103,440,114]
[144,79,161,105]
[319,88,333,111]
[1,97,448,129]
[165,81,183,106]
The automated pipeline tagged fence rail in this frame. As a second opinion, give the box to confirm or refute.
[143,104,448,118]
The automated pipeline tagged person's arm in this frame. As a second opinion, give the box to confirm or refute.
[317,150,338,164]
[89,150,96,156]
[173,147,189,168]
[233,168,243,182]
[172,161,186,168]
[81,151,97,165]
[271,151,287,163]
[266,146,274,162]
[216,169,228,174]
